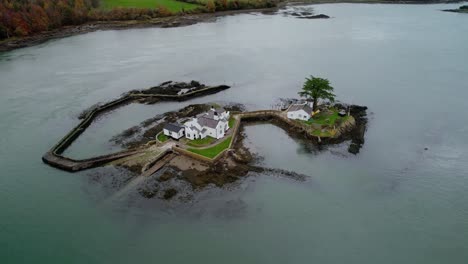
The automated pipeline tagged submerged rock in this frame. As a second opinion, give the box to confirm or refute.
[297,14,330,19]
[163,188,178,200]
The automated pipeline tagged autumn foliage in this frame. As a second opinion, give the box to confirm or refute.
[0,0,95,39]
[0,0,278,41]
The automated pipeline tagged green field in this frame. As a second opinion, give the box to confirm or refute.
[188,136,232,158]
[101,0,200,12]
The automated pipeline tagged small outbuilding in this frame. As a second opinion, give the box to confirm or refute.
[287,104,313,121]
[163,123,185,140]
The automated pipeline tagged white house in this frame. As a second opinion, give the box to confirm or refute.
[287,104,313,121]
[162,123,185,140]
[184,107,230,140]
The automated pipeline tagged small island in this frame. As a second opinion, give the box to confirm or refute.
[42,76,368,200]
[443,5,468,13]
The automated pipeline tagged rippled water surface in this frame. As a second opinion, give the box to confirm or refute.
[1,3,468,263]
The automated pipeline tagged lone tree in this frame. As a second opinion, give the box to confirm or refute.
[299,76,336,111]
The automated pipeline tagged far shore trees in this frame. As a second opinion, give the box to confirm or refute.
[299,76,336,112]
[0,0,281,41]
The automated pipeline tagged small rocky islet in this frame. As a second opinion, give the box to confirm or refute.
[43,80,368,201]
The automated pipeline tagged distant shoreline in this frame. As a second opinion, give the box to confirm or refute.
[0,8,277,53]
[0,1,463,53]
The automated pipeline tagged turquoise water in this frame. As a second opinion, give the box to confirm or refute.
[1,3,468,263]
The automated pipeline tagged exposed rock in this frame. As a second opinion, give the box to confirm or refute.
[158,171,175,182]
[140,189,157,198]
[348,142,360,154]
[163,188,178,200]
[296,14,330,19]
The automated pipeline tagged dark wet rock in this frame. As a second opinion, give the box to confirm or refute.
[443,5,468,13]
[86,167,136,193]
[158,171,175,182]
[348,142,360,154]
[139,188,157,198]
[124,164,144,174]
[297,14,330,19]
[141,114,164,127]
[163,188,178,200]
[224,103,246,113]
[138,81,206,95]
[110,125,141,145]
[190,80,201,87]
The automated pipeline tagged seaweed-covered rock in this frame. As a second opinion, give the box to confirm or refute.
[163,188,178,200]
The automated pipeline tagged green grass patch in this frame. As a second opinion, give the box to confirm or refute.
[299,108,348,137]
[157,133,169,142]
[101,0,200,12]
[228,116,236,128]
[186,136,216,147]
[188,136,232,158]
[302,108,342,126]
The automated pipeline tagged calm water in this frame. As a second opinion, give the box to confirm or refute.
[1,3,468,263]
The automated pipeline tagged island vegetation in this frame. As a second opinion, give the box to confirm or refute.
[443,5,468,13]
[42,77,368,200]
[299,76,335,112]
[1,0,457,51]
[0,0,278,41]
[187,135,233,158]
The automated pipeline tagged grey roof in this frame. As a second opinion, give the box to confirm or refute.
[198,116,220,129]
[288,104,313,114]
[164,123,184,133]
[189,125,200,132]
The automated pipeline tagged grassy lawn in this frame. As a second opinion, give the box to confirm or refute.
[186,136,216,147]
[101,0,200,12]
[299,108,349,137]
[157,132,169,142]
[303,109,340,126]
[228,116,236,128]
[188,136,232,159]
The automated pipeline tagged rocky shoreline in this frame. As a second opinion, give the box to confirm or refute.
[0,7,278,53]
[107,102,368,200]
[134,126,312,200]
[1,0,460,53]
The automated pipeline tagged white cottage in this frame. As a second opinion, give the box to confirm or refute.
[184,107,230,140]
[287,104,313,121]
[162,123,185,139]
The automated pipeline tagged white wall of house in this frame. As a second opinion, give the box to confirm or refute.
[163,128,184,139]
[287,110,311,121]
[185,127,199,140]
[220,111,230,120]
[184,113,230,140]
[216,121,228,139]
